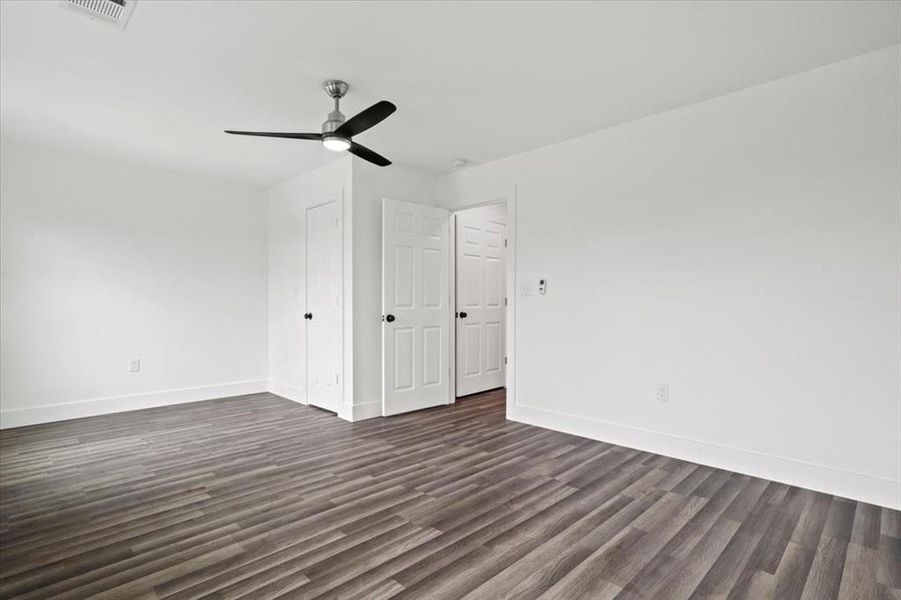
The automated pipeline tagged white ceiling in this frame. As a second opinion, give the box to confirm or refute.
[1,1,899,187]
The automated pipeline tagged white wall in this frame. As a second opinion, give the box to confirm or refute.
[350,164,439,419]
[2,48,896,511]
[441,47,901,509]
[267,157,353,407]
[0,140,269,427]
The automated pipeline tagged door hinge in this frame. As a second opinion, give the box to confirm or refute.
[504,297,508,306]
[335,374,339,384]
[504,239,508,247]
[504,356,508,365]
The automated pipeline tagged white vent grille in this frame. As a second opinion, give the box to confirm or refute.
[60,0,136,30]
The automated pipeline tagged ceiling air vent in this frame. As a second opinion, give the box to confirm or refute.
[60,0,136,30]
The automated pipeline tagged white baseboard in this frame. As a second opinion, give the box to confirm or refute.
[268,380,307,405]
[338,400,382,422]
[509,403,901,510]
[0,380,269,429]
[9,382,891,509]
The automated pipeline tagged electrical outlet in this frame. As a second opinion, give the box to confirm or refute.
[519,280,534,296]
[129,357,141,373]
[656,383,669,402]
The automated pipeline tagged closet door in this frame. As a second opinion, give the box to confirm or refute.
[306,200,341,413]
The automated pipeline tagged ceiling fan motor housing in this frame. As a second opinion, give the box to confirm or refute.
[322,80,349,136]
[322,110,345,135]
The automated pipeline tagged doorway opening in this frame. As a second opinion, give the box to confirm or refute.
[381,195,515,418]
[451,201,507,400]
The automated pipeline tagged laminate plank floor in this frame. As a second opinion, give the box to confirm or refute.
[1,390,898,599]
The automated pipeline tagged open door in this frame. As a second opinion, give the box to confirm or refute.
[382,199,450,416]
[455,212,506,396]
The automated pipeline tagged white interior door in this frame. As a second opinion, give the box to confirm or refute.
[306,200,341,413]
[382,199,450,416]
[455,213,506,397]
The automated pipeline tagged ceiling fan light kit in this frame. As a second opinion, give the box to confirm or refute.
[322,135,351,152]
[225,79,396,166]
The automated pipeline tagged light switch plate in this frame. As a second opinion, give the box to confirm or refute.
[656,383,669,402]
[520,280,534,296]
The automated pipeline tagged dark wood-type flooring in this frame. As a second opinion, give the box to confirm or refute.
[1,389,899,599]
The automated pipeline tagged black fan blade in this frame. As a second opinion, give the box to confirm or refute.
[224,131,322,140]
[348,142,391,167]
[335,101,396,138]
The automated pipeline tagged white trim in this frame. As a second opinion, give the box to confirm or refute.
[341,185,355,417]
[0,380,269,429]
[268,380,306,405]
[506,188,517,415]
[509,403,901,510]
[448,213,457,404]
[338,400,381,422]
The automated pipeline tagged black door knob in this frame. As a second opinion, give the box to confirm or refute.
[385,314,396,323]
[304,312,312,320]
[459,311,468,318]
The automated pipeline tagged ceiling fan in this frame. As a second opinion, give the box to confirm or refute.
[225,80,396,167]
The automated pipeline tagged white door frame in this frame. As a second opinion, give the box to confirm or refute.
[447,189,516,416]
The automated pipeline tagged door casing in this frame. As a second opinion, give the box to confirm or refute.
[447,193,516,415]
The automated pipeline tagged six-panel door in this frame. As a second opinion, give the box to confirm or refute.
[455,213,506,396]
[382,199,450,416]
